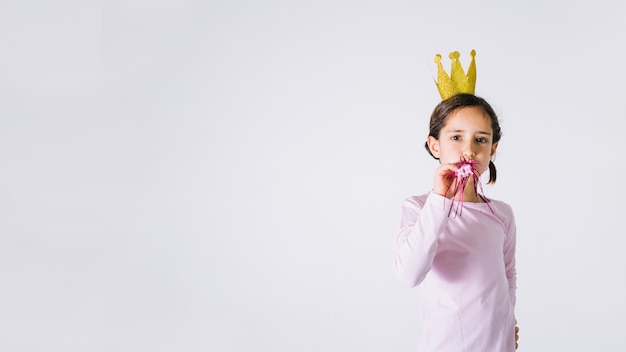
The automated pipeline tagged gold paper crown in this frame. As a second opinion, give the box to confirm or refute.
[434,50,476,100]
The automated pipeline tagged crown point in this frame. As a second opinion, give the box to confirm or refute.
[433,49,477,100]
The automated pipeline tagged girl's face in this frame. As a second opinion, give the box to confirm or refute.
[427,106,498,175]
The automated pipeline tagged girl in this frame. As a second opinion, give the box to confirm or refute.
[393,93,518,351]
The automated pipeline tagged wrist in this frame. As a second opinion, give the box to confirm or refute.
[431,187,448,197]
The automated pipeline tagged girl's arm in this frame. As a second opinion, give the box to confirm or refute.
[503,207,517,305]
[501,204,519,349]
[392,193,449,287]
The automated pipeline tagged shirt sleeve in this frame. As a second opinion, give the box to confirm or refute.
[392,193,450,287]
[503,205,517,306]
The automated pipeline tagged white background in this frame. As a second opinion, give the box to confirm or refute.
[1,1,625,351]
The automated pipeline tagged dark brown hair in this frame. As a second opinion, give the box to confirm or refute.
[424,94,502,184]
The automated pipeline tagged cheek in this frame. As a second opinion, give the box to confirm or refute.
[476,154,491,171]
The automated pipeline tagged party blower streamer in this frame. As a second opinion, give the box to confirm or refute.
[445,157,494,217]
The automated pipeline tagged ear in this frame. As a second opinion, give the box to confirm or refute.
[427,136,440,159]
[490,141,499,157]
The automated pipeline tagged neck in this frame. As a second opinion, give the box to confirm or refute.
[450,177,484,203]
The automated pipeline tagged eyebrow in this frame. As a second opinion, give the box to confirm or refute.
[445,129,492,135]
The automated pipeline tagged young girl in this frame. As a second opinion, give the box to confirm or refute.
[393,52,518,351]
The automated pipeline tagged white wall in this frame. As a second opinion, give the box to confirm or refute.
[1,0,625,351]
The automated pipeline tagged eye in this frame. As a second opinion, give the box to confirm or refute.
[476,137,488,143]
[451,135,461,141]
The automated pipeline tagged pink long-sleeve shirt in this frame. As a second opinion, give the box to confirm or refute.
[393,192,517,351]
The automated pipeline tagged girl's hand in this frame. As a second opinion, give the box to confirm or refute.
[432,163,458,198]
[515,325,519,349]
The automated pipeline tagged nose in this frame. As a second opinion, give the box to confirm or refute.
[463,143,476,159]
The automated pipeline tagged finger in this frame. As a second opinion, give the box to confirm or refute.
[436,163,460,178]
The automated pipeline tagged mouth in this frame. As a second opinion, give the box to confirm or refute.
[456,156,479,166]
